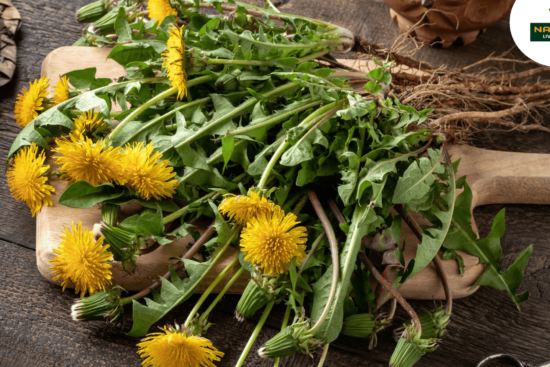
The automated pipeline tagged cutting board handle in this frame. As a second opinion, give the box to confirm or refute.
[448,145,550,208]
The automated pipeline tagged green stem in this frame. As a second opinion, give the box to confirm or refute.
[106,86,178,145]
[105,74,217,145]
[207,59,273,66]
[291,194,308,215]
[122,97,210,145]
[162,191,218,225]
[273,304,292,367]
[317,344,330,367]
[258,141,288,189]
[207,49,331,67]
[164,90,252,133]
[306,190,340,336]
[235,301,275,367]
[227,100,322,137]
[263,0,280,12]
[258,99,346,188]
[68,109,121,118]
[201,267,246,321]
[172,82,298,152]
[184,257,240,328]
[304,204,368,338]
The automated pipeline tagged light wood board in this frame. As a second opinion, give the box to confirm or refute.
[35,47,550,299]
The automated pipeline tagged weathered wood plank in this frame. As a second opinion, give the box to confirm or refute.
[0,0,91,249]
[3,203,550,367]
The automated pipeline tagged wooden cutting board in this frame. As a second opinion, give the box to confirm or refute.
[34,47,550,300]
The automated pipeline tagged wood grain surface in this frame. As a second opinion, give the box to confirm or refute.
[1,1,550,367]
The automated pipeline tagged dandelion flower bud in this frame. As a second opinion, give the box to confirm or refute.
[71,287,124,323]
[76,0,110,24]
[390,324,438,367]
[260,316,323,358]
[215,74,238,93]
[235,280,275,322]
[394,305,451,341]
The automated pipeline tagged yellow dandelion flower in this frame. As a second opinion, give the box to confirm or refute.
[138,325,224,367]
[121,142,178,200]
[14,76,50,128]
[218,191,275,226]
[7,143,55,217]
[49,222,113,297]
[147,0,177,26]
[71,110,109,140]
[53,75,70,105]
[161,24,187,99]
[53,136,125,186]
[240,207,308,275]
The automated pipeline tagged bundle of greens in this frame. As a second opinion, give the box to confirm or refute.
[7,0,533,366]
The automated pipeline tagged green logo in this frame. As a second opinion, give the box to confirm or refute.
[531,23,550,41]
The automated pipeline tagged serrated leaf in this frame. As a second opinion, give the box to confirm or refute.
[403,155,456,281]
[34,108,75,130]
[126,259,211,336]
[296,62,318,73]
[442,182,532,308]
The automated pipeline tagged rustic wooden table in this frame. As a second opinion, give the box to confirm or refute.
[1,1,550,366]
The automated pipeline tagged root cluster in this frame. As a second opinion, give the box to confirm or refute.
[349,28,550,143]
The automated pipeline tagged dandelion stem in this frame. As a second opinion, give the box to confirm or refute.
[106,86,178,145]
[226,100,322,137]
[201,267,246,321]
[291,194,309,215]
[184,257,240,328]
[235,301,275,367]
[120,96,211,146]
[306,190,339,335]
[207,49,332,67]
[258,100,346,188]
[172,82,298,153]
[317,344,330,367]
[358,252,422,334]
[105,74,217,145]
[162,191,218,225]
